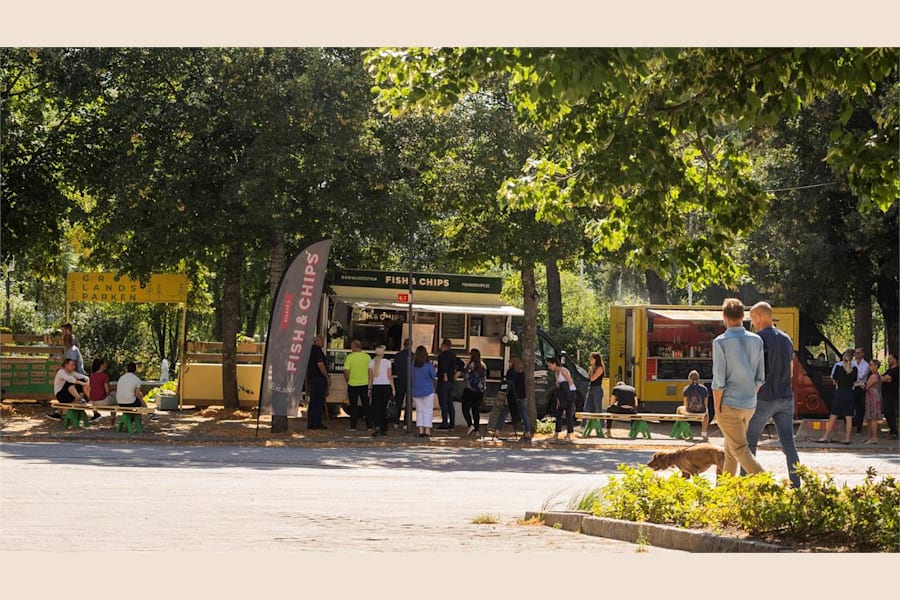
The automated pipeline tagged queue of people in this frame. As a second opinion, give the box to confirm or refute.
[329,337,535,440]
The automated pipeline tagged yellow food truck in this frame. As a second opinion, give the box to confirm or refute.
[608,304,840,417]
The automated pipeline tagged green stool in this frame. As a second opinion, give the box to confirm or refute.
[116,413,143,433]
[628,419,651,439]
[670,421,694,440]
[62,409,90,429]
[581,418,605,438]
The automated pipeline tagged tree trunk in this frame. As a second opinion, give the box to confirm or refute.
[168,308,181,369]
[244,293,263,340]
[545,258,563,330]
[211,273,222,341]
[854,291,873,360]
[150,305,167,364]
[521,263,539,425]
[269,227,285,298]
[221,241,244,410]
[875,280,899,357]
[645,269,669,304]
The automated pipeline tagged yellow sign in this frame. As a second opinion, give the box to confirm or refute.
[66,272,188,304]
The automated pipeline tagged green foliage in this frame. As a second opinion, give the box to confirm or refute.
[75,304,153,379]
[0,291,45,334]
[533,416,556,434]
[1,49,97,276]
[743,92,898,354]
[579,464,899,551]
[366,47,899,288]
[503,266,609,361]
[144,380,178,402]
[635,527,650,552]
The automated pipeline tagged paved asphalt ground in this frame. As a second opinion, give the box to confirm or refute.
[2,442,897,553]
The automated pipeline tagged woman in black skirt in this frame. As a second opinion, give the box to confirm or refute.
[817,349,856,445]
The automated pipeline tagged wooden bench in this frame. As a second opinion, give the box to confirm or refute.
[575,411,705,440]
[50,401,156,433]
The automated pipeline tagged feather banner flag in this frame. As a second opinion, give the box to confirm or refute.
[257,238,332,433]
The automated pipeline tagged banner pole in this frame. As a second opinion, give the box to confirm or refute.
[178,302,187,410]
[406,225,414,435]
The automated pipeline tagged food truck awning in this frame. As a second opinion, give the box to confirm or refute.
[648,308,732,322]
[333,297,524,317]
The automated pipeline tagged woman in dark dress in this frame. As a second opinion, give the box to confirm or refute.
[817,349,856,444]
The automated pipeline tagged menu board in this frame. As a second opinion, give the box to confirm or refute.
[441,313,467,348]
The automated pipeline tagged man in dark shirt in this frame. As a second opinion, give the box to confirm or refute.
[392,338,411,426]
[746,302,801,488]
[306,335,329,430]
[881,353,898,439]
[436,338,460,429]
[606,381,637,433]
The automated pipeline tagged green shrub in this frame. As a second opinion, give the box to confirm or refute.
[144,380,178,402]
[577,464,899,552]
[845,468,900,551]
[590,465,714,527]
[534,416,556,434]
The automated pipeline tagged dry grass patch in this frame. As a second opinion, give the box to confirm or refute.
[471,514,499,525]
[515,515,545,526]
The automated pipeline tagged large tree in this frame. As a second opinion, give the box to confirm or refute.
[1,48,98,278]
[746,90,899,355]
[367,48,898,287]
[60,48,405,409]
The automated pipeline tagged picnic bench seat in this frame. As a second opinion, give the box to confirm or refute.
[575,411,705,440]
[50,401,156,433]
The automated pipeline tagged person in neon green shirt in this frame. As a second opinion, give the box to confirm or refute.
[344,339,372,430]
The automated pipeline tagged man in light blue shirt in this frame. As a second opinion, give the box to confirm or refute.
[712,298,765,478]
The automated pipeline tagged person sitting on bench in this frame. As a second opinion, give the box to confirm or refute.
[677,369,710,440]
[116,362,146,408]
[606,381,638,433]
[48,358,97,421]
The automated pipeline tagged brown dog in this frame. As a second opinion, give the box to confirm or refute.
[647,443,725,478]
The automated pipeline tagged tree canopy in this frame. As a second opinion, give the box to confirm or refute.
[366,48,898,288]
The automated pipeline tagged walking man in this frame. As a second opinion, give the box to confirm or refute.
[711,298,765,478]
[746,302,802,488]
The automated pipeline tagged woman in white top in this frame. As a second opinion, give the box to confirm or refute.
[368,346,396,437]
[547,356,577,441]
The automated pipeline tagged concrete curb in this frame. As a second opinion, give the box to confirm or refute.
[525,510,788,553]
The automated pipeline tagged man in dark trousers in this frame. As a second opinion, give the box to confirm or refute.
[436,338,461,429]
[881,353,898,440]
[305,335,329,430]
[745,302,801,488]
[392,338,411,427]
[606,380,638,434]
[851,347,870,435]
